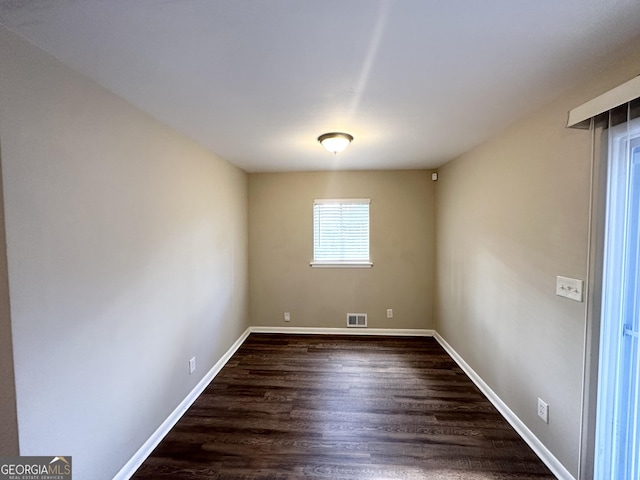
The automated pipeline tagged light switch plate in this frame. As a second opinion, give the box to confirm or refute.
[556,276,583,302]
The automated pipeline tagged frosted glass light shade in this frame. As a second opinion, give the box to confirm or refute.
[318,132,353,154]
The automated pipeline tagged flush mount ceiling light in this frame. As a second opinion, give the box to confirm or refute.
[318,132,353,154]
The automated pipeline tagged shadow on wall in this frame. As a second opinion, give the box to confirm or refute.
[0,138,19,455]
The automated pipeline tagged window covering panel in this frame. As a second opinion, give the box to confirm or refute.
[313,199,370,264]
[568,75,640,128]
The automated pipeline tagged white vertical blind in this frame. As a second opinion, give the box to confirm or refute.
[594,105,640,479]
[567,75,640,128]
[312,199,371,266]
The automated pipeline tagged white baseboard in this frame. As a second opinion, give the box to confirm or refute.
[115,326,573,480]
[113,327,252,480]
[432,332,575,480]
[249,326,436,337]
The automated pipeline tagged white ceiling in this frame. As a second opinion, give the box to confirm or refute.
[1,1,640,172]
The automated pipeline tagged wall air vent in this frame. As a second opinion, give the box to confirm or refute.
[347,313,367,328]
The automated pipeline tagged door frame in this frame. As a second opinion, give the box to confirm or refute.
[580,117,640,479]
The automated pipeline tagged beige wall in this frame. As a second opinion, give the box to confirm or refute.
[2,13,638,478]
[249,170,435,329]
[435,36,640,476]
[0,26,248,478]
[0,143,19,455]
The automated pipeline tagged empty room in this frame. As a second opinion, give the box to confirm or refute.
[2,1,640,479]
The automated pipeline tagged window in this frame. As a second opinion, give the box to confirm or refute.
[595,114,640,479]
[311,198,371,267]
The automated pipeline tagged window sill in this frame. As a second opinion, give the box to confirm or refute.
[310,262,373,268]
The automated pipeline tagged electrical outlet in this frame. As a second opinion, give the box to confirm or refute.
[189,357,196,375]
[386,308,393,319]
[537,398,549,423]
[284,312,291,322]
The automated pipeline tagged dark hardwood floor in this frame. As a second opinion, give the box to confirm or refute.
[132,334,556,479]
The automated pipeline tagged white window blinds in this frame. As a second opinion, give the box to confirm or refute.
[567,75,640,128]
[312,199,371,267]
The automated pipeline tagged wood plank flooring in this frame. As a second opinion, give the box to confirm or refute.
[132,334,556,479]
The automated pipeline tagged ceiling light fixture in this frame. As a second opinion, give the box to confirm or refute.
[318,132,353,154]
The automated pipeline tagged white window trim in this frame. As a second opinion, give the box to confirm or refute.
[309,261,373,268]
[311,198,372,268]
[312,198,371,204]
